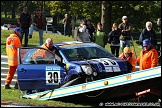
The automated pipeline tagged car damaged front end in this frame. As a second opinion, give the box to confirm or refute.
[62,57,128,84]
[58,42,128,84]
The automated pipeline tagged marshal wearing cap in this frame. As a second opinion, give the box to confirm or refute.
[13,27,23,32]
[143,39,150,47]
[124,47,131,53]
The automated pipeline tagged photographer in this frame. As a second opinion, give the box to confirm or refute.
[77,20,91,42]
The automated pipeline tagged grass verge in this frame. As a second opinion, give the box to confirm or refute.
[1,86,92,107]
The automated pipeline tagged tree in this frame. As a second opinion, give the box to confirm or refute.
[101,1,111,34]
[1,1,161,33]
[11,3,16,19]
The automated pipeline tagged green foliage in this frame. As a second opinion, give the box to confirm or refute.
[1,1,161,32]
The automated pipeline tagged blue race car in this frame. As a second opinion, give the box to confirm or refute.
[17,41,129,94]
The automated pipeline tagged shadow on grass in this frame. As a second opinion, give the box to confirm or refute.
[51,91,137,107]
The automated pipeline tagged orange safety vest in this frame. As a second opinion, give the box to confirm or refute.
[119,50,137,72]
[6,33,21,66]
[32,43,55,59]
[137,48,159,70]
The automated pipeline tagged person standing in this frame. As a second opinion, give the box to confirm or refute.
[28,8,47,45]
[5,27,22,89]
[119,47,137,72]
[86,19,95,42]
[137,39,159,71]
[108,23,121,57]
[157,18,161,65]
[118,16,132,52]
[93,22,107,48]
[62,14,71,36]
[17,7,32,47]
[157,18,161,33]
[139,21,157,48]
[77,20,91,42]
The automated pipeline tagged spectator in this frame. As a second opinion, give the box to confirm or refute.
[93,22,107,48]
[71,14,76,30]
[5,27,22,89]
[86,19,95,42]
[157,18,161,33]
[62,14,71,36]
[119,47,137,72]
[156,18,161,65]
[17,7,32,47]
[28,8,47,45]
[137,39,159,71]
[108,23,121,57]
[139,21,157,48]
[77,20,91,42]
[118,16,132,52]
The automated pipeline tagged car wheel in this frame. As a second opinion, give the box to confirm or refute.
[21,90,33,95]
[85,76,94,83]
[21,90,45,95]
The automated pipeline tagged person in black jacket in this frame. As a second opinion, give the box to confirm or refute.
[108,23,121,57]
[17,7,32,47]
[139,21,157,48]
[62,14,71,36]
[86,19,95,42]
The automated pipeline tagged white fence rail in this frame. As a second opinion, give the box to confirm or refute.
[1,55,17,87]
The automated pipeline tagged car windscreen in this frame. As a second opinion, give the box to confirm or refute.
[61,46,114,61]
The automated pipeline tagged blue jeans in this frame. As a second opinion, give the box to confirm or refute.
[29,24,44,45]
[120,40,130,52]
[20,28,29,47]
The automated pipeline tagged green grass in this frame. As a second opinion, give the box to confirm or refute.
[1,86,92,107]
[0,86,139,107]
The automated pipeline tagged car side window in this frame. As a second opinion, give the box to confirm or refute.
[19,48,55,64]
[32,48,55,64]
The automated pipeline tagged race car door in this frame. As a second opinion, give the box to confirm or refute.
[17,47,65,91]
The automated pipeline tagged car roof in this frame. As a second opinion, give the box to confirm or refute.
[54,41,86,45]
[54,41,97,47]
